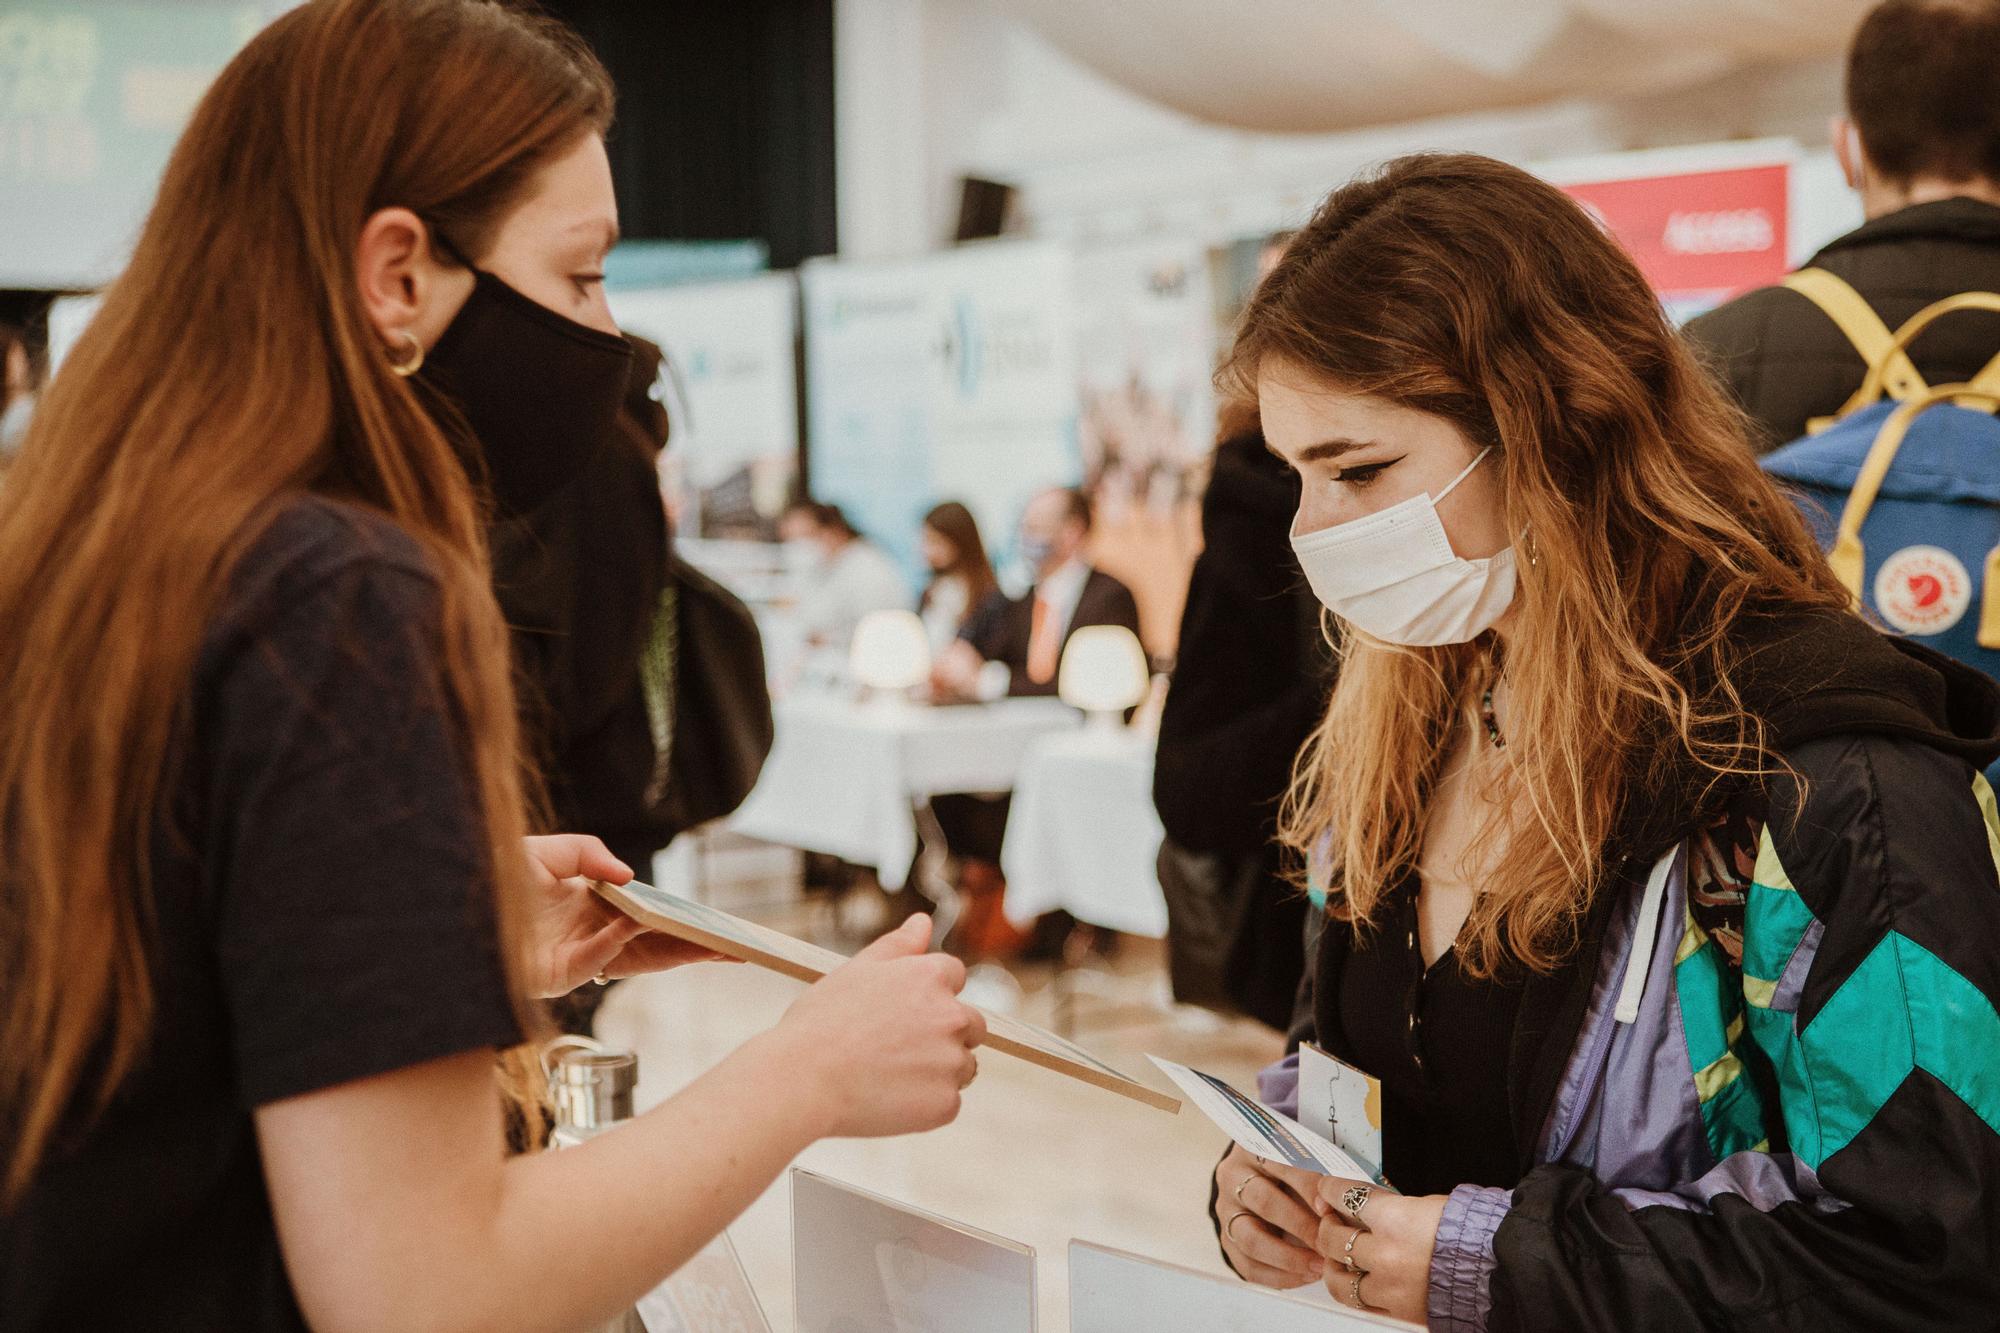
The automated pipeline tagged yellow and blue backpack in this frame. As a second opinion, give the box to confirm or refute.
[1761,276,2000,767]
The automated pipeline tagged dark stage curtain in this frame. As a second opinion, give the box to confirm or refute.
[539,0,838,269]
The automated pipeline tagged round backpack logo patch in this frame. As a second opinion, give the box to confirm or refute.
[1874,545,1973,636]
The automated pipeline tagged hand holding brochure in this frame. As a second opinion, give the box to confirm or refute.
[1148,1056,1386,1184]
[591,877,1180,1113]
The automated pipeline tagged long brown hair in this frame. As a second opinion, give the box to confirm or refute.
[922,501,1000,615]
[0,0,612,1202]
[1227,154,1848,975]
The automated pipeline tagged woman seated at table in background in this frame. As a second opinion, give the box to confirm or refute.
[917,500,1002,659]
[0,4,983,1329]
[1207,153,2000,1330]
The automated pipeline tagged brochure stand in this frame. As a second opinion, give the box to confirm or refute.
[791,1169,1036,1333]
[1069,1240,1421,1332]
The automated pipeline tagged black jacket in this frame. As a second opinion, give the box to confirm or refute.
[1154,431,1332,1028]
[1302,608,2000,1330]
[963,567,1141,699]
[1154,432,1330,855]
[491,337,673,863]
[1684,197,2000,451]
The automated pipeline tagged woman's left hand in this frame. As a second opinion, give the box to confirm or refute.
[523,834,724,997]
[1313,1176,1448,1323]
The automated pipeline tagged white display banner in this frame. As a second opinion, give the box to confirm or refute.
[801,239,1078,581]
[1073,236,1216,524]
[1071,235,1216,652]
[612,274,800,540]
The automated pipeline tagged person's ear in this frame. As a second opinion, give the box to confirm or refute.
[1832,116,1865,193]
[354,207,469,359]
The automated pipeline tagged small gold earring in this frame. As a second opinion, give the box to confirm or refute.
[387,329,424,378]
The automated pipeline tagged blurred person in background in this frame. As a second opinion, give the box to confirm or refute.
[1152,399,1333,1030]
[0,325,35,470]
[933,486,1140,702]
[1209,154,2000,1328]
[917,500,1001,659]
[0,4,983,1328]
[931,486,1141,960]
[778,498,908,654]
[1686,0,2000,451]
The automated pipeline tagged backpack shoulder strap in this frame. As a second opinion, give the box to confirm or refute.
[1781,269,1930,418]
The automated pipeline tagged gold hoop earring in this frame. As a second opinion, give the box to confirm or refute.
[386,329,424,378]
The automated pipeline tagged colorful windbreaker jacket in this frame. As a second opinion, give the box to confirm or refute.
[1253,608,2000,1331]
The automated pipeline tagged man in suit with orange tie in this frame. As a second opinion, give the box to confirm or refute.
[934,487,1141,702]
[928,488,1141,958]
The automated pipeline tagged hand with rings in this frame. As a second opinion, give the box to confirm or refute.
[1310,1175,1448,1323]
[1212,1144,1326,1289]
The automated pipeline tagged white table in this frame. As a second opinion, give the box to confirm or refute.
[1001,727,1169,939]
[730,693,1082,891]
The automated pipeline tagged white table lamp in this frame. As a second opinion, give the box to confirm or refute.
[1058,625,1149,730]
[849,609,931,698]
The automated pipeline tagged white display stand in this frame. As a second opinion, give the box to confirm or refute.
[1069,1241,1420,1332]
[635,1231,770,1333]
[791,1169,1036,1333]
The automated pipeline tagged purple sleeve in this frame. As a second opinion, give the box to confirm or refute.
[1256,1051,1300,1119]
[1428,1184,1510,1333]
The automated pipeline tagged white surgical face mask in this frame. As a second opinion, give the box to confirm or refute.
[1290,446,1516,646]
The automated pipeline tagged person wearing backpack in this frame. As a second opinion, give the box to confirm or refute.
[1205,153,2000,1330]
[1684,0,2000,453]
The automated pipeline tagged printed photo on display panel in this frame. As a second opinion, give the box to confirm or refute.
[610,274,801,542]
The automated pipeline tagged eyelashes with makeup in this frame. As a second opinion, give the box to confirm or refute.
[1331,456,1403,487]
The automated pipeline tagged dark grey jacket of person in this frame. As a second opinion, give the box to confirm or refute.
[1683,197,2000,452]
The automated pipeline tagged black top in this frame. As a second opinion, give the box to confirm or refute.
[1154,431,1330,857]
[1335,882,1525,1197]
[1683,197,2000,451]
[0,496,523,1332]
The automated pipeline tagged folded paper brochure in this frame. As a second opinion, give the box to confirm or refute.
[1148,1056,1385,1183]
[591,878,1180,1113]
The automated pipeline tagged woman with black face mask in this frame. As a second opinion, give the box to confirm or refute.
[0,5,983,1330]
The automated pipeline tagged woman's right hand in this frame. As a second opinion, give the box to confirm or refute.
[773,914,986,1140]
[1215,1143,1327,1289]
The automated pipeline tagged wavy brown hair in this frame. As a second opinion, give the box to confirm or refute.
[1226,154,1849,975]
[0,0,611,1202]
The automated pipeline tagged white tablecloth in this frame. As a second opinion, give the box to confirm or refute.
[730,694,1081,888]
[1001,728,1169,938]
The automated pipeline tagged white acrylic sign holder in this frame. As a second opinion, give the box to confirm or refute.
[1069,1240,1421,1332]
[790,1169,1036,1333]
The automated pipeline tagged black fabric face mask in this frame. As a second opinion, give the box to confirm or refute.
[418,255,633,518]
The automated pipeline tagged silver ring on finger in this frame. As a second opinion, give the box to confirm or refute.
[1341,1229,1362,1273]
[1223,1210,1256,1246]
[1233,1171,1258,1206]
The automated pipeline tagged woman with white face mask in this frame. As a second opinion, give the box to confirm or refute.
[1206,154,2000,1331]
